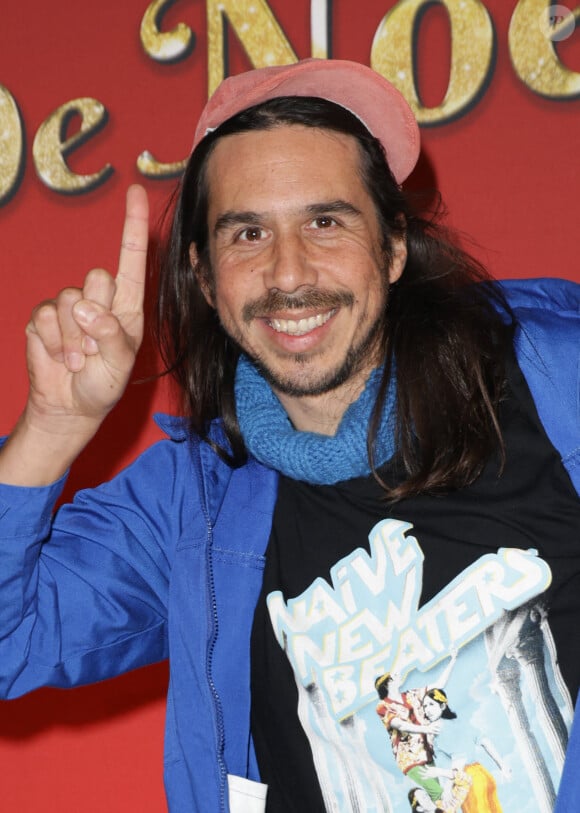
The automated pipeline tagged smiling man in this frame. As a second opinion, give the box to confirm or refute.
[196,124,405,432]
[0,59,579,813]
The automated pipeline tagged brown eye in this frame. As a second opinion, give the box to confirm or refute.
[240,226,263,241]
[312,216,336,229]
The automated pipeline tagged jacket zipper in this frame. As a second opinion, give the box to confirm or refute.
[191,437,228,812]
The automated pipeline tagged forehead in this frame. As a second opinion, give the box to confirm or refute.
[204,125,369,216]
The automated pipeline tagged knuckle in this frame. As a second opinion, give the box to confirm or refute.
[85,267,113,287]
[99,315,122,339]
[57,287,83,307]
[31,300,57,325]
[86,311,120,340]
[83,268,117,307]
[121,237,147,253]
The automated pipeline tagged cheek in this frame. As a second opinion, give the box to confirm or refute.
[213,279,252,329]
[214,290,236,323]
[198,268,216,307]
[215,261,265,306]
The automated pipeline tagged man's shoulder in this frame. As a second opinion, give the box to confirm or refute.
[497,277,580,362]
[498,276,580,316]
[497,278,580,494]
[152,412,278,524]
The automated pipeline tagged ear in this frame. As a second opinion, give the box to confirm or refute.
[387,235,407,285]
[189,243,214,307]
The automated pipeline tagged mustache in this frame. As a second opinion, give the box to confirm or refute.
[242,289,354,322]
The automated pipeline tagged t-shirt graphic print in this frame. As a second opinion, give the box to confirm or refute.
[250,359,580,812]
[266,518,572,813]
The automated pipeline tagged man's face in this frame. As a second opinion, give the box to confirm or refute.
[194,124,406,406]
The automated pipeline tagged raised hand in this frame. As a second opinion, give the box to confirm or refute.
[26,185,148,421]
[1,185,149,485]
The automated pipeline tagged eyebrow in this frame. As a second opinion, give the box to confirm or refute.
[213,199,363,235]
[213,211,262,235]
[305,200,362,218]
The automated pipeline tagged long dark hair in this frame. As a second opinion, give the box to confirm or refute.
[425,688,457,720]
[155,96,514,499]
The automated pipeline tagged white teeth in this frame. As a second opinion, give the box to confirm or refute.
[269,310,334,336]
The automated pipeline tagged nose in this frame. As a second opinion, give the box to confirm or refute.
[265,231,318,292]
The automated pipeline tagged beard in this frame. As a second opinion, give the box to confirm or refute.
[249,315,385,397]
[227,286,388,397]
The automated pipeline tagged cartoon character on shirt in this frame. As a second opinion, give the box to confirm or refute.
[409,763,503,813]
[376,682,455,800]
[386,678,507,812]
[419,689,508,812]
[375,653,458,800]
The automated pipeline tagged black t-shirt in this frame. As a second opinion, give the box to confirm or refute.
[251,358,580,812]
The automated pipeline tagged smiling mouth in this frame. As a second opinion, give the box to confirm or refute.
[267,310,335,336]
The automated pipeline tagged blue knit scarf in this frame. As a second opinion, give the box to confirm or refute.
[234,354,397,484]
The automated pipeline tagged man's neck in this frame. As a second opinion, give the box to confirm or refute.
[274,374,370,436]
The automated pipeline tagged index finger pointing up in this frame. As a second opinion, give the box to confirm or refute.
[114,184,149,314]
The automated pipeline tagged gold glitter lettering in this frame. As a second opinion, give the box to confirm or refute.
[136,150,186,178]
[140,0,195,62]
[371,0,494,125]
[509,0,580,97]
[206,0,297,96]
[0,85,24,204]
[32,98,113,194]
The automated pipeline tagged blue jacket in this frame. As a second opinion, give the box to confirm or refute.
[0,278,578,812]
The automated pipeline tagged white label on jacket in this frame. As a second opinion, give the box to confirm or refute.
[228,774,267,813]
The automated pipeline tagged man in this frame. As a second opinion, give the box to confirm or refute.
[375,666,456,801]
[0,59,578,813]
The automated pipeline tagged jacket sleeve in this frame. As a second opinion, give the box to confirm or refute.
[502,277,580,494]
[0,437,190,699]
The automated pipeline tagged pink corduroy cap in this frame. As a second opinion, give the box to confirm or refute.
[192,59,420,184]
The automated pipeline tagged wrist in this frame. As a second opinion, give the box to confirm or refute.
[0,407,102,486]
[21,400,104,442]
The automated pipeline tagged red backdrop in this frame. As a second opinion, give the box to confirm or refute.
[1,0,578,809]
